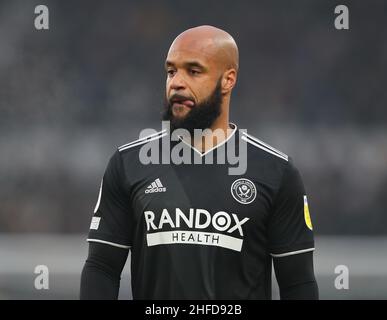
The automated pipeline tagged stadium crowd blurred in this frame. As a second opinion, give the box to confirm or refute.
[0,0,386,234]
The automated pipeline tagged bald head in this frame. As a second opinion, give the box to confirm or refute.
[168,25,239,73]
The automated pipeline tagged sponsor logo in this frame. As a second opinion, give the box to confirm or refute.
[231,178,257,204]
[144,208,250,252]
[145,178,166,194]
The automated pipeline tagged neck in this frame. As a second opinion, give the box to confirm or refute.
[192,103,231,153]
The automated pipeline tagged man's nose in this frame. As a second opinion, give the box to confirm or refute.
[169,71,187,91]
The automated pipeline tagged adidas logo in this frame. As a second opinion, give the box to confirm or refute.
[145,178,166,194]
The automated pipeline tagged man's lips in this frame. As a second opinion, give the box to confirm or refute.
[171,98,195,108]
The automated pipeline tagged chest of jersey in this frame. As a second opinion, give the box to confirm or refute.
[128,162,275,253]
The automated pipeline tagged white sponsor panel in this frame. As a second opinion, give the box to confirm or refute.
[146,230,244,252]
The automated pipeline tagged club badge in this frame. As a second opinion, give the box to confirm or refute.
[231,178,257,204]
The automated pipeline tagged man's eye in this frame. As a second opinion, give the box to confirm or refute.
[190,69,200,75]
[167,70,175,76]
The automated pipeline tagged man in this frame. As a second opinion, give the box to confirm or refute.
[80,25,318,299]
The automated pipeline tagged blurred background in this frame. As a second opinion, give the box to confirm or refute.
[0,0,386,299]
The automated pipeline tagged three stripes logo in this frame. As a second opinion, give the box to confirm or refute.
[145,178,166,194]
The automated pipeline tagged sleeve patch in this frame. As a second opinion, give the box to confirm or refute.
[90,217,101,230]
[304,195,313,231]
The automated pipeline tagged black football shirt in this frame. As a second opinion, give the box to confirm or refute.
[87,123,315,299]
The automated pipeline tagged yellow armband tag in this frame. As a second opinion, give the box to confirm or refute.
[304,195,313,231]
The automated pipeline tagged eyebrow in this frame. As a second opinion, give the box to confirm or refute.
[165,60,207,71]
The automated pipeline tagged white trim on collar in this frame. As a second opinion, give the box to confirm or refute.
[178,123,238,158]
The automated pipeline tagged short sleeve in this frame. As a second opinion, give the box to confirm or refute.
[87,150,132,249]
[268,158,315,258]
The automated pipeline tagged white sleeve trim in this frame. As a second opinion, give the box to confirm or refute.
[270,247,315,258]
[87,238,130,249]
[93,179,103,214]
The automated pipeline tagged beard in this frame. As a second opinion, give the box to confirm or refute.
[162,78,223,135]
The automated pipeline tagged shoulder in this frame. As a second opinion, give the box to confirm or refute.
[239,130,300,187]
[240,130,289,163]
[115,129,167,160]
[105,129,167,177]
[239,131,306,201]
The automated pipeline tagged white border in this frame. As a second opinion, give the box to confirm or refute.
[242,132,288,158]
[93,179,103,214]
[118,129,167,150]
[270,247,315,258]
[119,132,168,152]
[87,238,130,249]
[178,123,237,157]
[241,136,288,161]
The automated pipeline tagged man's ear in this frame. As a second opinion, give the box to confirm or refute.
[221,69,237,94]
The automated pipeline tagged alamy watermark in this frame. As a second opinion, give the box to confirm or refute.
[34,5,49,30]
[34,265,49,290]
[334,5,349,30]
[334,264,349,290]
[135,121,247,175]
